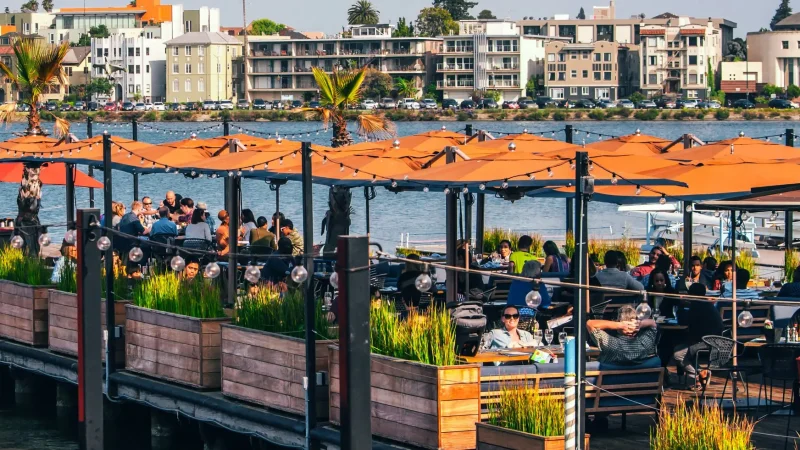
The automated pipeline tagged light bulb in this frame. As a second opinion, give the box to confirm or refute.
[391,180,398,188]
[423,186,429,193]
[415,273,433,292]
[525,290,542,308]
[244,265,261,283]
[523,128,528,134]
[170,255,186,272]
[611,174,618,185]
[444,187,451,194]
[501,180,509,189]
[547,168,553,177]
[636,186,641,195]
[329,270,339,289]
[10,235,23,249]
[528,173,536,180]
[38,233,50,247]
[204,262,221,279]
[64,230,76,245]
[462,186,469,193]
[128,247,143,262]
[770,211,779,221]
[479,183,486,191]
[97,236,111,251]
[635,303,652,320]
[291,265,309,283]
[507,142,516,152]
[737,310,754,328]
[659,195,667,205]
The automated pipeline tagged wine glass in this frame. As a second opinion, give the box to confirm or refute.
[544,329,554,347]
[558,331,568,352]
[534,329,543,347]
[672,305,679,320]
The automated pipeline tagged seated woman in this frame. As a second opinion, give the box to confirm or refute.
[184,209,213,243]
[50,234,78,284]
[491,239,512,264]
[482,305,535,349]
[542,240,570,273]
[397,254,425,308]
[711,260,734,290]
[647,269,679,318]
[674,283,722,390]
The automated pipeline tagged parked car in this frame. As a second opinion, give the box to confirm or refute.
[16,103,30,112]
[218,100,234,110]
[637,100,657,109]
[696,101,721,109]
[401,98,420,109]
[143,102,154,111]
[459,99,475,110]
[250,99,265,110]
[655,98,677,109]
[380,97,396,109]
[121,102,134,111]
[534,96,557,109]
[676,99,697,109]
[59,103,72,111]
[236,99,250,109]
[87,101,99,111]
[201,100,216,110]
[573,99,596,109]
[477,98,498,109]
[502,100,519,109]
[72,101,85,111]
[768,98,794,109]
[421,98,437,109]
[731,99,756,109]
[271,100,283,110]
[309,101,320,108]
[45,101,58,111]
[596,100,615,109]
[361,99,378,110]
[617,99,635,109]
[518,99,537,109]
[442,98,459,110]
[132,102,145,111]
[558,99,574,108]
[104,102,118,112]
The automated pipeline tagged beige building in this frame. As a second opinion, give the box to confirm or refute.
[719,61,762,100]
[747,13,800,90]
[543,40,637,101]
[165,31,241,103]
[64,46,91,94]
[242,24,440,102]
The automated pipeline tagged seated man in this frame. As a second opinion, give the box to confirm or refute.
[674,283,722,389]
[482,305,535,349]
[150,207,178,236]
[508,235,537,274]
[595,251,644,290]
[587,304,658,365]
[719,268,760,299]
[777,266,800,298]
[630,245,679,280]
[260,237,294,284]
[250,216,278,252]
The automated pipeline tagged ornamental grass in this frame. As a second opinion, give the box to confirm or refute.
[235,283,334,340]
[56,259,131,299]
[650,397,754,450]
[370,302,457,366]
[131,271,224,319]
[488,384,564,437]
[0,246,51,285]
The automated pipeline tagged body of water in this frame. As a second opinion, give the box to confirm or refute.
[0,120,794,250]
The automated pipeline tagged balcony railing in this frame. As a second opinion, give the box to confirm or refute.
[443,47,474,53]
[487,81,520,88]
[251,50,294,57]
[382,65,425,72]
[437,63,473,71]
[488,64,519,70]
[437,79,475,88]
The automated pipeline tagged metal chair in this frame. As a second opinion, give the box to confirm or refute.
[179,238,215,265]
[147,234,176,265]
[756,344,800,426]
[698,335,750,409]
[589,299,612,320]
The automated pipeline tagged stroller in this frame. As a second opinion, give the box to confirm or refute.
[450,301,487,357]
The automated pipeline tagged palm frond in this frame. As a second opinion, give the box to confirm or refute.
[299,107,332,130]
[0,103,20,126]
[53,116,69,138]
[338,66,366,106]
[356,113,395,141]
[11,37,69,102]
[312,67,336,106]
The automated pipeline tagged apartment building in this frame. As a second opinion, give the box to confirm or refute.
[747,13,800,89]
[241,24,440,102]
[0,11,54,36]
[719,61,762,100]
[165,32,241,103]
[438,20,551,102]
[64,46,92,94]
[92,32,172,102]
[543,40,637,101]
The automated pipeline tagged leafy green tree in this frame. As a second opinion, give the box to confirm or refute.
[628,92,644,104]
[762,84,785,96]
[788,84,800,98]
[433,0,477,20]
[394,77,418,98]
[771,0,793,30]
[86,77,113,98]
[302,91,314,102]
[250,18,286,35]
[361,68,392,99]
[416,7,458,37]
[20,0,38,12]
[347,0,379,25]
[131,92,142,102]
[484,90,500,102]
[726,38,747,60]
[707,57,716,94]
[392,17,415,37]
[477,9,495,19]
[41,0,52,12]
[423,82,440,100]
[525,76,537,96]
[89,25,110,38]
[76,34,91,47]
[577,7,586,19]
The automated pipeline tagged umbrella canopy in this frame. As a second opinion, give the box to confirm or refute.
[336,130,467,156]
[0,134,62,154]
[586,132,673,156]
[470,133,581,154]
[269,152,423,187]
[661,136,800,162]
[0,162,101,188]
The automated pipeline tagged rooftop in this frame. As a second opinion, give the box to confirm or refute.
[775,12,800,30]
[63,46,91,64]
[165,31,241,46]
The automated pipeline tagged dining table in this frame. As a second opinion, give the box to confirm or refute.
[459,345,602,365]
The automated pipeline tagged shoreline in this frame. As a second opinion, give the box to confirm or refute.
[38,108,800,123]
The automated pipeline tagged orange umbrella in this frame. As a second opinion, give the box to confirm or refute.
[470,132,581,155]
[175,140,334,176]
[586,131,673,156]
[0,134,62,156]
[269,152,423,186]
[336,129,467,156]
[0,162,101,188]
[661,135,800,162]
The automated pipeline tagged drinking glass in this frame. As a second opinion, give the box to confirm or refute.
[544,329,554,347]
[534,329,543,346]
[653,307,661,319]
[672,305,679,320]
[323,292,333,311]
[558,331,568,352]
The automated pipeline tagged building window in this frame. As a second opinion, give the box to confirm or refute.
[146,84,150,94]
[689,55,698,65]
[136,48,140,57]
[603,72,612,80]
[172,64,179,74]
[558,53,566,62]
[687,89,698,98]
[185,46,192,56]
[96,49,102,57]
[548,72,555,81]
[199,46,205,57]
[571,70,577,78]
[198,63,204,74]
[128,85,135,94]
[593,53,601,62]
[582,70,588,78]
[581,87,589,95]
[135,65,140,74]
[128,48,133,57]
[783,41,790,49]
[547,53,555,62]
[648,56,657,65]
[185,63,192,74]
[146,47,150,56]
[172,47,178,56]
[172,79,179,92]
[688,36,698,47]
[198,79,205,92]
[146,65,150,73]
[558,72,566,81]
[570,51,577,59]
[185,79,191,92]
[594,72,601,80]
[689,73,698,84]
[136,84,141,93]
[604,53,611,62]
[570,86,577,95]
[550,88,564,99]
[128,65,134,73]
[582,51,589,59]
[649,74,657,84]
[185,21,192,33]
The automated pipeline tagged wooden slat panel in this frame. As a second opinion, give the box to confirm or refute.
[127,355,201,386]
[125,305,202,333]
[127,343,202,372]
[49,335,78,354]
[49,312,77,331]
[221,325,306,355]
[222,379,304,411]
[440,383,480,401]
[221,339,304,370]
[0,303,34,320]
[127,331,201,358]
[440,430,477,450]
[222,366,304,398]
[441,398,480,416]
[126,319,200,346]
[222,352,303,383]
[0,312,32,331]
[329,392,438,432]
[440,414,479,433]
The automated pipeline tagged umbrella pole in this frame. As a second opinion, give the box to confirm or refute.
[87,117,94,208]
[300,141,319,449]
[226,139,240,309]
[66,164,75,229]
[786,129,794,252]
[102,132,117,382]
[730,209,739,407]
[572,151,589,450]
[682,134,693,276]
[475,130,486,256]
[445,147,457,304]
[363,187,370,237]
[275,183,280,246]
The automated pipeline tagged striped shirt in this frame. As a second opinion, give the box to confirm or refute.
[590,327,657,365]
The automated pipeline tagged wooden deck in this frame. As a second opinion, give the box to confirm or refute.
[589,369,799,450]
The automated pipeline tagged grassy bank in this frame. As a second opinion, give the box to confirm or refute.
[37,107,800,123]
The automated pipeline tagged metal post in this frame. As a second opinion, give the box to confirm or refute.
[465,124,473,137]
[565,124,574,144]
[102,133,116,378]
[730,209,739,406]
[465,194,473,251]
[76,208,103,450]
[223,117,230,136]
[682,134,693,274]
[573,151,589,450]
[445,146,457,304]
[226,139,239,307]
[566,199,574,235]
[363,187,374,236]
[475,130,486,255]
[132,118,139,201]
[87,118,94,208]
[66,164,75,229]
[786,129,795,253]
[336,235,371,450]
[301,141,318,450]
[787,128,795,148]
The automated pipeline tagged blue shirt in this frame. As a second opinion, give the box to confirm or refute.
[483,328,536,350]
[719,282,761,300]
[150,217,178,236]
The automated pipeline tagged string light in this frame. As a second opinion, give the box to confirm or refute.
[462,186,469,193]
[501,180,509,189]
[659,194,667,205]
[611,173,618,185]
[423,186,429,193]
[528,173,536,180]
[443,187,450,194]
[479,183,486,191]
[547,167,553,177]
[636,185,641,195]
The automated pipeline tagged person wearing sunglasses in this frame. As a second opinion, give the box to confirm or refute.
[482,305,536,350]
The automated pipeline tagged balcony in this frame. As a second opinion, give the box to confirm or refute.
[437,79,474,89]
[489,46,518,53]
[250,50,294,58]
[487,81,520,89]
[437,63,473,71]
[382,64,425,72]
[488,64,519,71]
[443,47,474,54]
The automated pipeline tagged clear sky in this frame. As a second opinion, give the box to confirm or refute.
[84,0,771,37]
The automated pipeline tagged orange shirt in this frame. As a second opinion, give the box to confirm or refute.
[216,224,230,257]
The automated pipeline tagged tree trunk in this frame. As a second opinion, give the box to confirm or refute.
[322,114,353,255]
[27,104,43,136]
[16,163,42,256]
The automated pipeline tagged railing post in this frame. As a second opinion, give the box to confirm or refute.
[787,129,795,252]
[445,146,457,304]
[301,141,319,450]
[223,117,230,136]
[573,151,589,450]
[87,117,94,208]
[226,139,239,307]
[65,163,75,229]
[132,117,139,201]
[102,132,116,379]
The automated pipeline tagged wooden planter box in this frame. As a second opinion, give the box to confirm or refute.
[220,325,332,418]
[329,346,481,450]
[0,280,52,346]
[47,290,129,366]
[476,423,589,450]
[125,305,230,389]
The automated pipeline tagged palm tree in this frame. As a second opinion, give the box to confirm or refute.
[0,37,70,254]
[310,66,394,253]
[394,77,419,98]
[347,0,379,25]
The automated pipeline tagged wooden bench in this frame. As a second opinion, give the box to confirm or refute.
[719,304,770,341]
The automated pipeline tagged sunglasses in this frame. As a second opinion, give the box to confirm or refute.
[143,202,152,205]
[503,313,520,319]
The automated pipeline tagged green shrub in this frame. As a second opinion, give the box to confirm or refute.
[634,109,659,121]
[758,113,766,119]
[442,108,455,117]
[651,398,754,450]
[0,246,51,285]
[695,110,706,119]
[552,110,567,121]
[131,272,224,319]
[488,385,565,436]
[572,110,583,119]
[715,108,730,120]
[588,109,606,120]
[142,111,157,121]
[64,111,82,121]
[743,111,758,120]
[235,285,333,339]
[456,112,469,121]
[612,107,632,118]
[733,107,743,114]
[660,110,673,120]
[526,110,547,121]
[564,232,575,259]
[769,110,781,118]
[783,115,793,120]
[370,302,456,366]
[674,109,695,120]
